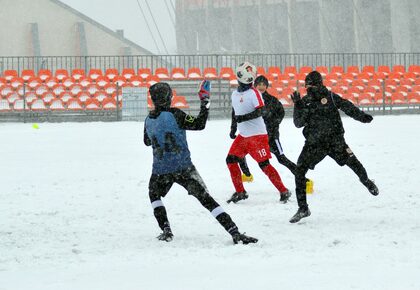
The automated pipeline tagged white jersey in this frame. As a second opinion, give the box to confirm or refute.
[231,87,267,137]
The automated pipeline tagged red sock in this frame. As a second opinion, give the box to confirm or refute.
[227,163,245,193]
[262,164,287,193]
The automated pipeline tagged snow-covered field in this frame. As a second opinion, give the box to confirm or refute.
[1,115,419,290]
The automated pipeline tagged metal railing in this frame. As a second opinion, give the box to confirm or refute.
[1,53,419,75]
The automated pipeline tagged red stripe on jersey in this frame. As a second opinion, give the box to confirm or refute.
[252,87,264,108]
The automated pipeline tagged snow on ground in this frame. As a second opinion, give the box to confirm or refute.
[0,115,419,290]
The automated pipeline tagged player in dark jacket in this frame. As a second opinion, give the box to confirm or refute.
[289,71,379,223]
[230,75,313,197]
[144,81,257,244]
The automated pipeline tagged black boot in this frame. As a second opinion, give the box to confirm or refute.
[279,189,291,203]
[232,232,258,244]
[362,179,379,196]
[289,206,311,223]
[157,227,173,242]
[227,191,248,204]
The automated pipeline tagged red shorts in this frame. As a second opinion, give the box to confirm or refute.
[228,134,272,163]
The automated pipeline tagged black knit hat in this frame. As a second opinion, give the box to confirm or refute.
[149,82,172,108]
[254,75,269,87]
[305,71,323,87]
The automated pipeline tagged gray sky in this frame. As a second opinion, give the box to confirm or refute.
[60,0,177,54]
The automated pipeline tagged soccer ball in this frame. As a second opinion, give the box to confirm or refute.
[236,62,257,84]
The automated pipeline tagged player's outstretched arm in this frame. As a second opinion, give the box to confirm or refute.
[334,93,373,123]
[235,107,263,123]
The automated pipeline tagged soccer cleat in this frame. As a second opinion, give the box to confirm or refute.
[289,206,311,223]
[232,232,258,245]
[157,227,173,242]
[306,179,314,194]
[279,189,291,203]
[241,173,254,183]
[227,191,248,204]
[362,179,379,196]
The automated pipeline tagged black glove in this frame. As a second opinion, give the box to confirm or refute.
[361,114,373,123]
[290,91,301,103]
[229,129,237,139]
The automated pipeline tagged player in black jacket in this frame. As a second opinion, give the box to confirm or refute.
[144,81,257,244]
[289,71,379,223]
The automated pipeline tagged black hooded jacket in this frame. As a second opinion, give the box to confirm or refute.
[293,90,370,145]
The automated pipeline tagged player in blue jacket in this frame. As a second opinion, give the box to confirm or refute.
[144,81,257,244]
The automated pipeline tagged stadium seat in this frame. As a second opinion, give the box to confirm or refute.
[0,99,11,112]
[257,66,266,76]
[277,94,292,107]
[27,77,42,89]
[352,79,366,91]
[41,91,55,105]
[21,69,35,81]
[295,73,306,86]
[38,69,52,81]
[95,76,109,87]
[87,84,100,95]
[362,66,375,77]
[299,66,312,75]
[266,87,279,98]
[94,91,108,102]
[392,65,405,75]
[49,99,66,111]
[113,76,126,86]
[356,72,370,84]
[71,69,85,81]
[377,65,391,76]
[267,66,281,79]
[171,95,189,109]
[358,92,374,105]
[1,85,13,97]
[10,77,24,88]
[203,67,218,80]
[325,73,340,85]
[391,92,407,104]
[155,68,170,80]
[407,92,420,104]
[346,66,360,77]
[35,84,48,96]
[403,72,417,81]
[3,70,18,81]
[284,66,297,78]
[323,79,334,90]
[277,74,289,86]
[122,68,136,81]
[70,84,83,95]
[104,83,117,95]
[7,92,20,104]
[62,77,75,88]
[408,65,420,75]
[400,78,414,90]
[171,68,186,80]
[341,73,354,84]
[77,91,90,105]
[85,98,101,110]
[52,84,66,96]
[330,66,344,76]
[315,66,328,77]
[59,91,73,103]
[55,69,69,81]
[368,79,383,91]
[186,67,202,80]
[88,69,103,81]
[228,75,238,86]
[336,80,349,91]
[126,75,142,87]
[24,91,37,104]
[102,97,117,110]
[16,86,24,97]
[31,99,47,111]
[365,86,377,98]
[332,86,346,96]
[396,86,409,97]
[138,68,152,79]
[385,79,398,91]
[67,98,84,110]
[45,77,58,88]
[0,77,6,87]
[105,69,119,81]
[347,87,361,98]
[145,75,160,86]
[298,86,307,96]
[219,67,234,79]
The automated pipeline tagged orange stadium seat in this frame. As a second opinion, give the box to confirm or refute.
[266,87,279,98]
[228,75,238,86]
[315,66,328,77]
[113,76,126,86]
[122,68,135,81]
[24,91,37,104]
[347,66,360,77]
[368,79,383,92]
[352,79,366,91]
[392,65,405,75]
[343,93,358,105]
[219,67,234,79]
[408,65,420,75]
[155,68,170,80]
[21,69,35,81]
[407,92,420,104]
[41,91,55,105]
[102,97,117,110]
[357,72,371,84]
[400,78,414,90]
[7,92,20,103]
[27,77,42,89]
[171,68,186,80]
[85,98,101,110]
[299,66,312,75]
[88,69,103,81]
[55,69,68,81]
[145,75,160,86]
[104,83,117,95]
[52,84,66,96]
[95,76,109,87]
[277,74,290,86]
[70,84,83,95]
[387,72,402,84]
[3,70,18,81]
[331,66,344,76]
[341,73,354,84]
[38,69,52,81]
[94,91,108,102]
[138,68,152,79]
[71,69,85,81]
[295,73,306,86]
[77,76,90,88]
[31,99,47,111]
[10,77,23,88]
[0,99,11,112]
[377,65,391,76]
[284,66,297,78]
[128,75,143,87]
[35,84,48,96]
[0,77,6,87]
[67,98,84,110]
[325,73,340,85]
[358,92,374,105]
[59,91,73,103]
[187,67,202,80]
[403,71,417,82]
[87,84,100,95]
[391,92,407,104]
[171,95,189,109]
[257,66,266,76]
[267,66,281,79]
[105,68,119,81]
[45,77,58,88]
[396,86,409,97]
[1,85,13,97]
[362,66,375,77]
[62,77,75,88]
[50,99,66,111]
[77,91,90,105]
[203,67,218,80]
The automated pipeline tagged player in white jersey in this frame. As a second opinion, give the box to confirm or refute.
[226,62,291,204]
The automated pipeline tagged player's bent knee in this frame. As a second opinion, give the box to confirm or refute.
[258,159,270,169]
[226,154,241,164]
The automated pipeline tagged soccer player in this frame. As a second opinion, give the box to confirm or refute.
[226,62,291,204]
[144,81,257,244]
[289,71,379,223]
